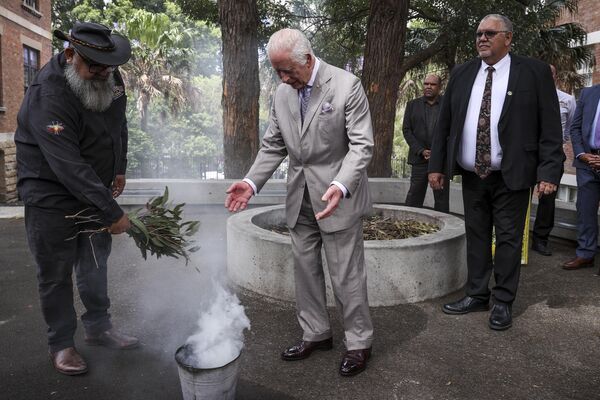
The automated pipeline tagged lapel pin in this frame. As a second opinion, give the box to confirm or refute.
[507,91,513,96]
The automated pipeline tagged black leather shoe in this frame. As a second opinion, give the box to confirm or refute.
[340,348,371,377]
[281,337,333,361]
[442,296,490,315]
[531,240,552,256]
[488,303,512,331]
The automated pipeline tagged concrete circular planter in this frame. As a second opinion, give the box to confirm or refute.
[227,204,466,306]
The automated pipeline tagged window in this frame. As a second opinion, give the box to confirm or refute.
[21,0,42,17]
[23,46,39,93]
[22,0,39,11]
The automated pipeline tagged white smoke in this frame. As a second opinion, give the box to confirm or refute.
[185,283,251,369]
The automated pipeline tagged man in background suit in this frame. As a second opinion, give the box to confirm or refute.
[562,83,600,271]
[225,29,374,376]
[403,74,449,212]
[428,14,563,330]
[531,64,575,256]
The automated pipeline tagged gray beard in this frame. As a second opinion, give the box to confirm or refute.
[64,64,116,112]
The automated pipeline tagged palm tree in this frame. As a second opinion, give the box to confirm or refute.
[120,10,196,132]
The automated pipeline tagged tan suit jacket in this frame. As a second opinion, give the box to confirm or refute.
[246,61,374,233]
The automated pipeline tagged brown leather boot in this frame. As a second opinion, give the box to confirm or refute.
[50,347,88,375]
[85,329,139,349]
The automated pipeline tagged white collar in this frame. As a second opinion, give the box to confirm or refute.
[481,53,510,72]
[307,57,320,87]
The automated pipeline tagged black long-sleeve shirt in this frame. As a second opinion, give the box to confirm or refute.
[15,52,128,223]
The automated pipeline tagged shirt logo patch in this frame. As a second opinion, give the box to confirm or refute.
[113,85,125,100]
[46,121,65,135]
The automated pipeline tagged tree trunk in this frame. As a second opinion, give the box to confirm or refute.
[219,0,260,178]
[361,0,409,177]
[140,99,149,132]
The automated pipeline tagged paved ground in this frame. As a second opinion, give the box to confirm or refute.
[1,205,600,400]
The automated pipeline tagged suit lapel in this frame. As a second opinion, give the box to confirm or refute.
[585,86,600,136]
[499,54,521,126]
[420,98,427,126]
[287,86,302,135]
[301,63,332,137]
[457,60,481,125]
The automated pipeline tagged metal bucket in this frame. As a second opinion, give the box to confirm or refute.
[175,344,242,400]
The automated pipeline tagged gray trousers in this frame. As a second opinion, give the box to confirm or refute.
[289,189,373,350]
[25,206,113,352]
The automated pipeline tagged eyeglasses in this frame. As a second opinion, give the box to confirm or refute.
[475,30,510,39]
[75,51,117,74]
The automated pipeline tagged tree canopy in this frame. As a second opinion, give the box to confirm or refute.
[52,0,593,178]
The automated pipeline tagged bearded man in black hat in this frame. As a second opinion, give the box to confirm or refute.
[15,22,138,376]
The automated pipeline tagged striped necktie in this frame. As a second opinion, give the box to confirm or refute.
[300,85,312,124]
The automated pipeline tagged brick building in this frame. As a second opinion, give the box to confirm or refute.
[558,0,600,85]
[556,1,600,174]
[0,0,52,202]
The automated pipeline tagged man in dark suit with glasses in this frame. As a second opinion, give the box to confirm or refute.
[429,14,564,331]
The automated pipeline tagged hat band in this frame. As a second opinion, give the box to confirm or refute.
[68,34,115,52]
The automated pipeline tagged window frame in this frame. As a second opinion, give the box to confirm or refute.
[22,0,39,11]
[23,45,40,94]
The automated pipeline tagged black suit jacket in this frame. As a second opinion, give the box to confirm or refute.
[429,54,564,190]
[403,96,442,165]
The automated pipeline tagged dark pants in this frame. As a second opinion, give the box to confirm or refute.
[461,171,530,305]
[405,163,450,212]
[532,190,557,243]
[25,206,113,352]
[575,168,600,259]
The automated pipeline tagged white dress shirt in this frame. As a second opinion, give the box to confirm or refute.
[557,89,576,142]
[298,57,320,108]
[458,54,511,172]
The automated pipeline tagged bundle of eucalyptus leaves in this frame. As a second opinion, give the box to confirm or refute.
[128,187,200,263]
[67,187,200,265]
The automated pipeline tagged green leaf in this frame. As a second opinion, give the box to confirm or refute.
[128,214,150,244]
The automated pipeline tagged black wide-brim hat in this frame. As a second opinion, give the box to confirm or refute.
[54,22,131,66]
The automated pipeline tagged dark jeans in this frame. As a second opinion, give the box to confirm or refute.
[25,206,113,352]
[461,171,530,305]
[405,163,450,213]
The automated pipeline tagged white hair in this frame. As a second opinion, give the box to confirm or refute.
[266,28,313,64]
[481,14,513,33]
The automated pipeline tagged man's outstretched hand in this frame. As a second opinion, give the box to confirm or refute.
[315,185,343,221]
[225,181,253,212]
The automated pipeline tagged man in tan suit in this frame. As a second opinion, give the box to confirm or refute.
[225,28,374,376]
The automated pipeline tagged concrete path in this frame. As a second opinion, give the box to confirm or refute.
[1,205,599,400]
